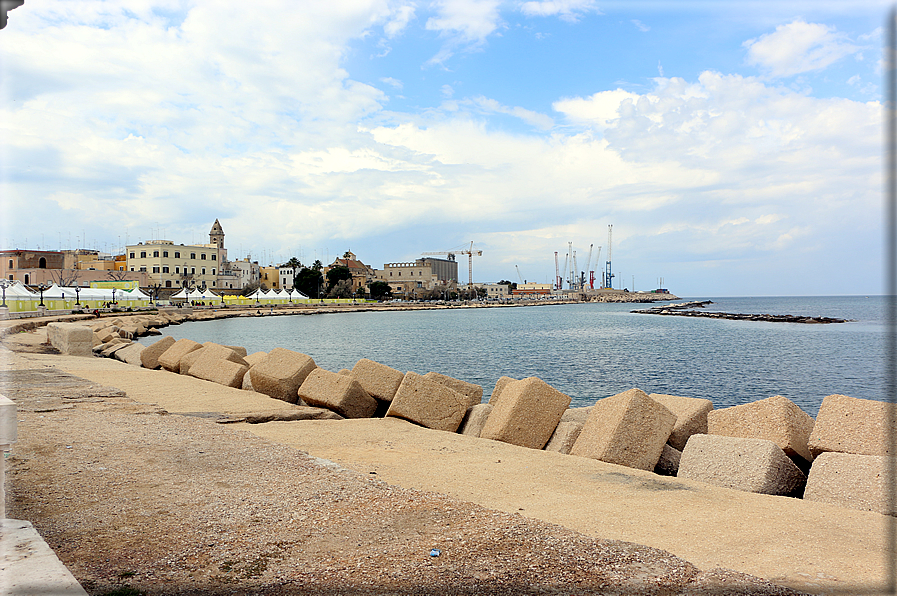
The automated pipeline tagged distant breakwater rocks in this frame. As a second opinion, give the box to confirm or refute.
[48,313,894,519]
[632,301,852,324]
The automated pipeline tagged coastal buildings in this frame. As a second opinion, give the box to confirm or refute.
[0,248,150,287]
[374,257,458,297]
[324,252,376,294]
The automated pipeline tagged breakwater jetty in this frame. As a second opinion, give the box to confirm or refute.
[40,311,894,521]
[631,301,851,324]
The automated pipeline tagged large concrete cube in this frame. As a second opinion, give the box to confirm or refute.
[808,394,895,457]
[46,323,94,357]
[298,368,377,419]
[544,406,592,454]
[140,336,176,369]
[249,348,317,404]
[351,358,405,402]
[386,372,468,432]
[803,452,894,516]
[188,345,250,388]
[678,434,806,496]
[707,395,815,462]
[157,339,203,372]
[488,376,517,406]
[113,342,145,366]
[480,377,571,450]
[423,372,483,408]
[241,352,269,391]
[570,389,675,471]
[648,393,714,451]
[457,403,493,437]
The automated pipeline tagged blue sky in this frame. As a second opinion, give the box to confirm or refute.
[0,0,889,295]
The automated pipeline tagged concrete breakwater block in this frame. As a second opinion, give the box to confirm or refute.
[488,376,517,406]
[544,406,592,454]
[654,444,682,476]
[480,377,571,450]
[803,452,894,516]
[298,368,377,419]
[46,323,94,357]
[648,393,713,451]
[241,352,269,391]
[458,403,493,437]
[423,371,483,408]
[707,395,815,463]
[157,338,202,372]
[187,344,250,388]
[249,347,317,404]
[351,358,404,402]
[678,434,806,496]
[113,342,145,366]
[386,372,468,432]
[140,336,176,369]
[808,394,895,457]
[571,389,675,471]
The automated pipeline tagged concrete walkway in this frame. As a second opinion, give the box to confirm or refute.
[0,519,88,596]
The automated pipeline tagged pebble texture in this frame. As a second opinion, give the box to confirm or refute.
[386,371,469,432]
[248,347,317,404]
[707,395,815,462]
[139,336,176,370]
[423,371,484,408]
[351,358,405,402]
[803,452,894,516]
[649,393,713,452]
[480,377,571,450]
[678,434,806,496]
[298,368,378,419]
[571,389,675,471]
[807,394,895,457]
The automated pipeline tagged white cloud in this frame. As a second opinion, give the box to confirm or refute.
[553,89,641,127]
[519,0,599,22]
[631,19,649,32]
[743,20,860,78]
[384,3,416,37]
[469,96,554,129]
[381,77,404,89]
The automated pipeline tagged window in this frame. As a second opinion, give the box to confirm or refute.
[130,267,135,271]
[212,268,216,275]
[153,251,159,257]
[139,266,146,272]
[7,259,12,268]
[191,268,195,274]
[152,266,160,273]
[24,274,29,284]
[174,251,180,258]
[165,280,171,288]
[162,266,169,273]
[175,267,180,274]
[140,251,146,258]
[389,271,393,276]
[211,254,216,261]
[202,268,206,275]
[201,253,207,260]
[38,257,46,269]
[130,252,135,258]
[190,253,196,259]
[163,251,169,258]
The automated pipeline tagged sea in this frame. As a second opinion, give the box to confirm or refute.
[138,296,888,418]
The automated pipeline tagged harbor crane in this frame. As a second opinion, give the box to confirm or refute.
[582,243,593,290]
[554,252,562,290]
[422,241,482,289]
[604,225,614,290]
[515,265,524,285]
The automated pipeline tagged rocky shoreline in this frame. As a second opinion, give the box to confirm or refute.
[631,301,851,324]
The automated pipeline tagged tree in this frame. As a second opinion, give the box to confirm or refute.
[497,279,517,291]
[241,280,260,296]
[475,285,487,299]
[327,279,353,299]
[312,259,323,271]
[369,281,392,301]
[49,268,81,286]
[326,266,351,291]
[294,267,323,298]
[106,269,131,281]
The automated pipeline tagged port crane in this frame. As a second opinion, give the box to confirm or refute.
[421,241,482,289]
[604,225,614,290]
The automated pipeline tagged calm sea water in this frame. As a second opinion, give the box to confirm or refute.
[140,296,887,418]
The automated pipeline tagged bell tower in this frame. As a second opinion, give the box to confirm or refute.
[209,219,224,249]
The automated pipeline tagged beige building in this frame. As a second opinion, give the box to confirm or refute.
[323,252,376,294]
[1,249,149,287]
[125,220,230,290]
[375,257,458,298]
[483,283,510,300]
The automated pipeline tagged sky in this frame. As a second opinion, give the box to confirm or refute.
[0,0,889,296]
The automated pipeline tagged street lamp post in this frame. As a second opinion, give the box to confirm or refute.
[74,286,81,306]
[0,279,12,308]
[38,283,47,307]
[111,287,116,306]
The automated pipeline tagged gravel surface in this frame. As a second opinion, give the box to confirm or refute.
[1,359,807,596]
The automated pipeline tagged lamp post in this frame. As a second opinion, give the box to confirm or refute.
[74,286,81,306]
[111,287,116,306]
[0,279,11,308]
[38,283,47,307]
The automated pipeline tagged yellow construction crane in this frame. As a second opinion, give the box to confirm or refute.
[421,241,482,289]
